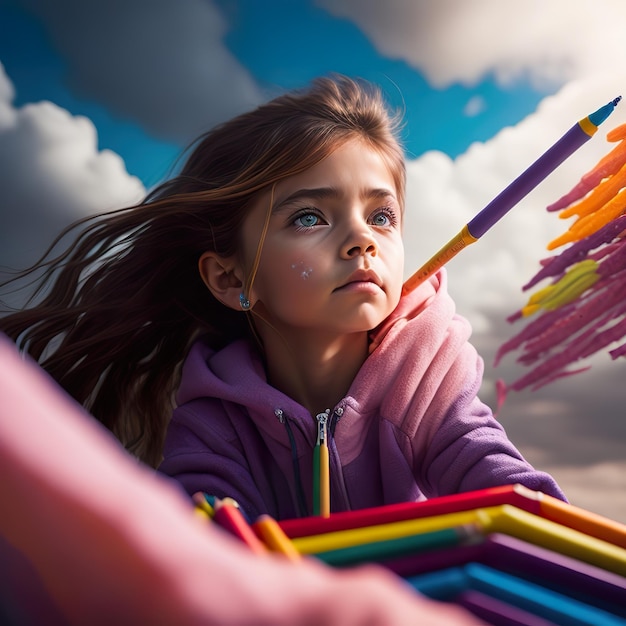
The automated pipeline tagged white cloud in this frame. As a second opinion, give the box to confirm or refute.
[18,0,265,143]
[317,0,626,89]
[0,62,144,283]
[0,63,15,116]
[463,95,486,117]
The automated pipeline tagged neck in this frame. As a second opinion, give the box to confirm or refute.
[258,327,369,416]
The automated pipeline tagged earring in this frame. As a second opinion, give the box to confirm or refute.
[239,293,251,311]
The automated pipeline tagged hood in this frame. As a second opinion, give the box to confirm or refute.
[177,337,302,413]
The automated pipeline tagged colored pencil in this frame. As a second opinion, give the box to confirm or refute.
[281,484,520,537]
[385,532,626,617]
[317,443,330,518]
[488,504,626,578]
[192,491,215,518]
[481,533,626,617]
[313,412,330,517]
[252,514,301,561]
[212,497,268,555]
[313,523,480,567]
[401,97,621,295]
[292,507,483,554]
[409,563,625,625]
[279,483,626,549]
[291,504,626,577]
[538,492,626,549]
[457,589,555,626]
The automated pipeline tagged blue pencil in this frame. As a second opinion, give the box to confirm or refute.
[408,563,625,625]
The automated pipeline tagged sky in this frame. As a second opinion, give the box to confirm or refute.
[1,0,625,521]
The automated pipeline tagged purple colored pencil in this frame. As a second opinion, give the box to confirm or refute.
[402,97,621,294]
[469,98,620,239]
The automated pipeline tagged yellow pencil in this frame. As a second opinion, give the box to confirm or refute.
[313,412,330,518]
[292,503,626,578]
[293,507,483,554]
[490,505,626,577]
[192,491,215,518]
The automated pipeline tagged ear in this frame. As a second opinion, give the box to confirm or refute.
[198,252,246,311]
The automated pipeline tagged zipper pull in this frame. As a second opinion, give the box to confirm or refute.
[313,410,330,517]
[315,410,329,445]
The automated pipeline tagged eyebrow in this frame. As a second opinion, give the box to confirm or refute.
[272,186,397,212]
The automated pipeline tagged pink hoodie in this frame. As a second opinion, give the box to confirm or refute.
[160,269,566,520]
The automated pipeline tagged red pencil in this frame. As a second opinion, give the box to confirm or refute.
[279,484,626,548]
[280,485,521,538]
[213,498,268,556]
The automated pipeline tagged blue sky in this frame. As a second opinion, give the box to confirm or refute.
[0,0,551,187]
[1,0,626,521]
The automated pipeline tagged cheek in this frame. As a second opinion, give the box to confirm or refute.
[383,241,405,294]
[290,260,315,281]
[382,237,404,269]
[255,254,320,297]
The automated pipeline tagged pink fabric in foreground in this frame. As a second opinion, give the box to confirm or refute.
[0,334,482,626]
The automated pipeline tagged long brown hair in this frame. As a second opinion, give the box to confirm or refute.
[0,74,405,467]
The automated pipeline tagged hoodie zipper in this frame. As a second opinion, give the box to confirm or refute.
[313,410,330,517]
[277,406,350,517]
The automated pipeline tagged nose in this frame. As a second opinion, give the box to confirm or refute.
[341,220,378,259]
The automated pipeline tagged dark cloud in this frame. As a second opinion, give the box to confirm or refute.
[18,0,265,143]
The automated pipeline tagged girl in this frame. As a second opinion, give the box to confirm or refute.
[0,75,565,521]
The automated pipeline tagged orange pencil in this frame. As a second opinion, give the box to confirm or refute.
[213,498,268,555]
[253,514,302,561]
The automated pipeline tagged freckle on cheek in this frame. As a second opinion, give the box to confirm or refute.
[290,261,313,280]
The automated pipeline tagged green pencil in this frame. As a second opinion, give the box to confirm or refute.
[314,523,480,567]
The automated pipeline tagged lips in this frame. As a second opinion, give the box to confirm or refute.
[336,269,383,291]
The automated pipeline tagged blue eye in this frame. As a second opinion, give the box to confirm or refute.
[371,207,398,227]
[293,212,321,228]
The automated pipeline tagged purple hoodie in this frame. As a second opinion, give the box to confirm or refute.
[159,269,566,520]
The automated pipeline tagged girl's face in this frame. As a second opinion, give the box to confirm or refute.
[241,138,405,340]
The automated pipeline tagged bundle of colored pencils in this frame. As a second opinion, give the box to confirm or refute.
[277,484,626,624]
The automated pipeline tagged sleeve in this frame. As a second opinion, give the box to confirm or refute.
[417,374,567,502]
